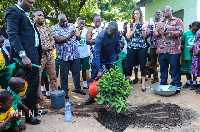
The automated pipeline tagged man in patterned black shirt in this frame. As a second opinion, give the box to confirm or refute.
[51,14,86,99]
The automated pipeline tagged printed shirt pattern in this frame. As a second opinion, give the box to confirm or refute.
[146,21,159,49]
[90,26,105,63]
[51,23,80,61]
[128,23,147,49]
[36,24,53,60]
[154,17,184,54]
[191,29,200,77]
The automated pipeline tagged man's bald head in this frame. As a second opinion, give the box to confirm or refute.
[58,13,68,27]
[164,6,172,11]
[163,6,173,18]
[58,13,67,21]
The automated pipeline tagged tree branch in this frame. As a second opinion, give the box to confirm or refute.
[78,0,87,12]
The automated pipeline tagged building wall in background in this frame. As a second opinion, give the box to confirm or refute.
[197,0,200,21]
[144,0,198,31]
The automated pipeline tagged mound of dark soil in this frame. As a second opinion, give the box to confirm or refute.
[50,102,195,132]
[95,103,195,132]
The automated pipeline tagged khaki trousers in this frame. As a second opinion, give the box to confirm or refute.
[37,55,58,99]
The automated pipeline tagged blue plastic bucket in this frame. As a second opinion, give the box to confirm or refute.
[50,90,65,109]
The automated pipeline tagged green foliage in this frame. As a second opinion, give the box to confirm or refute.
[97,0,136,22]
[0,0,16,28]
[95,66,133,113]
[0,0,136,28]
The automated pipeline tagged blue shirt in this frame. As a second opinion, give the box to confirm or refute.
[93,30,120,69]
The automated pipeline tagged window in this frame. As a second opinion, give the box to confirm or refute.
[172,9,184,22]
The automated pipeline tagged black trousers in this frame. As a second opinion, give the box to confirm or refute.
[24,66,39,116]
[23,55,40,118]
[59,59,81,96]
[126,48,148,77]
[150,48,158,79]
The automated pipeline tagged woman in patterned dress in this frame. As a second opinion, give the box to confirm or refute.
[86,14,104,63]
[191,29,200,92]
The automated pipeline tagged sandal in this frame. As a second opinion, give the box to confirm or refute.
[37,98,45,109]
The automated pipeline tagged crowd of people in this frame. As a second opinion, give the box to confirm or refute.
[1,0,200,131]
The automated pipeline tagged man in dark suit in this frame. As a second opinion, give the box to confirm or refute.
[5,0,42,125]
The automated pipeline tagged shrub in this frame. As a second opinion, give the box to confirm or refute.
[94,67,133,113]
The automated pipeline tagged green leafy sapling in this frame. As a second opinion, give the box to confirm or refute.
[95,66,133,113]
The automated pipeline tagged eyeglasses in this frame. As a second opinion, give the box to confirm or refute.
[133,13,140,15]
[162,9,170,13]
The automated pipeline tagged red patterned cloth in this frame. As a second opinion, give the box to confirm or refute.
[154,17,184,54]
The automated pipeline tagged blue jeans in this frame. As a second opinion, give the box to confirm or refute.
[158,54,181,87]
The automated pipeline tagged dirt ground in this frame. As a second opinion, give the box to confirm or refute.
[23,71,200,132]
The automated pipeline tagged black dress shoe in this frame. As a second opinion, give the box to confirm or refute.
[58,86,61,90]
[65,95,69,99]
[142,88,146,92]
[71,90,86,95]
[42,91,46,96]
[83,86,89,90]
[190,84,197,90]
[182,83,191,88]
[25,116,41,125]
[132,78,138,84]
[148,74,151,78]
[151,78,159,84]
[34,110,48,117]
[84,98,96,105]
